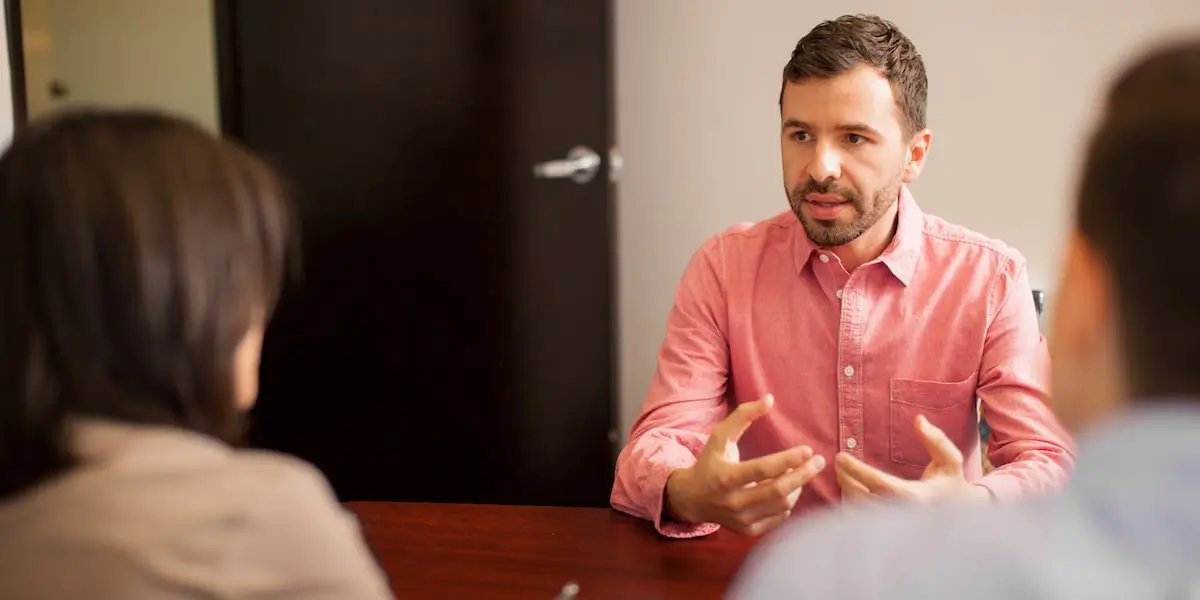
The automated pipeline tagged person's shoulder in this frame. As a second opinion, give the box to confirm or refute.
[225,449,339,505]
[694,211,797,262]
[0,441,374,599]
[711,210,796,244]
[919,213,1027,267]
[220,450,395,597]
[728,499,1049,599]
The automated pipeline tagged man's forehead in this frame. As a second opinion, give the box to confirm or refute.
[781,66,901,131]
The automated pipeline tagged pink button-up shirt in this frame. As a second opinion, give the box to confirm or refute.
[611,189,1075,538]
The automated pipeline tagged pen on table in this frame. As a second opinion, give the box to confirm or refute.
[554,581,580,600]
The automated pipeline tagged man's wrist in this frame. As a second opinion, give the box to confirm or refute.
[663,468,696,523]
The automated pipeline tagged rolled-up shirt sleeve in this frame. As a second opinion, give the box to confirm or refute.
[974,256,1076,499]
[610,236,732,538]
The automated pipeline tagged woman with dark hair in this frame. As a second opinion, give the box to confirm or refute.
[0,109,393,599]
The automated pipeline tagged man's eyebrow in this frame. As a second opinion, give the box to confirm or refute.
[838,123,883,137]
[782,119,883,138]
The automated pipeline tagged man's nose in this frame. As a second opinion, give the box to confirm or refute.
[808,143,842,182]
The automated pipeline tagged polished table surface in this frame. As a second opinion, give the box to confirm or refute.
[345,502,760,599]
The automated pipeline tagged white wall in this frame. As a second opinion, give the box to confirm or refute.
[614,0,1200,436]
[19,0,218,131]
[0,2,15,147]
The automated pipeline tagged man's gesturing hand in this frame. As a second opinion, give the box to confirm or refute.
[835,414,991,503]
[664,394,826,536]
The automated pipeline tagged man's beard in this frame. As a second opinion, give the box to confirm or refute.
[788,176,902,247]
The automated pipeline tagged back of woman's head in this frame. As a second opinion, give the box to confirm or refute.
[0,109,295,498]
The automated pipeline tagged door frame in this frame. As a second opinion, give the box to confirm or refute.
[211,0,239,136]
[5,0,28,125]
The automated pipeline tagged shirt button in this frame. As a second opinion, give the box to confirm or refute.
[819,254,830,263]
[844,365,855,377]
[846,437,857,449]
[835,289,843,299]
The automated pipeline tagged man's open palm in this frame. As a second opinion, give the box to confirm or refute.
[665,394,826,535]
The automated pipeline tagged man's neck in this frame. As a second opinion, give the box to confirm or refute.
[830,200,900,272]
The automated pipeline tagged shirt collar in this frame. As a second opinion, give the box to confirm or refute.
[792,185,924,286]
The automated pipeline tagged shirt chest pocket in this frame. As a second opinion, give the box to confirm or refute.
[889,376,979,468]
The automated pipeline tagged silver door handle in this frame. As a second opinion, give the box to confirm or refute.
[533,146,601,183]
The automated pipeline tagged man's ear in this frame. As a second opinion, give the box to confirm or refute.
[1050,232,1113,362]
[1049,229,1127,432]
[902,129,932,183]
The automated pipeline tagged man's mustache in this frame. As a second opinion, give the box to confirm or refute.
[791,179,859,205]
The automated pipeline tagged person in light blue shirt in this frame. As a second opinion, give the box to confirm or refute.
[727,38,1200,600]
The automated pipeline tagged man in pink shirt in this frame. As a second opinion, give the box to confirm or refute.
[611,14,1075,538]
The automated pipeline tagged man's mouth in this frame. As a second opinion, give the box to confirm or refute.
[806,193,849,208]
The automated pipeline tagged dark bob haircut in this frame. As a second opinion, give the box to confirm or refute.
[0,109,295,498]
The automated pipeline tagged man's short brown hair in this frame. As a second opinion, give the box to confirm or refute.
[781,14,928,136]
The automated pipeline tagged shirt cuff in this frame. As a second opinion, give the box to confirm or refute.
[972,472,1024,501]
[646,460,720,539]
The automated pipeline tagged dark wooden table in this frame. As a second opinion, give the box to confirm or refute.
[345,502,759,599]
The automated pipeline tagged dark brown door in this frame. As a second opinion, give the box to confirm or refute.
[218,0,615,507]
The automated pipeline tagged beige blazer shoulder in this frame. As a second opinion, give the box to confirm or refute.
[0,420,394,600]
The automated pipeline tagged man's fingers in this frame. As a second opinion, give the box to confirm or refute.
[771,454,826,491]
[914,414,964,470]
[836,468,877,501]
[708,394,775,451]
[732,455,826,523]
[741,511,792,537]
[834,452,909,497]
[725,444,813,487]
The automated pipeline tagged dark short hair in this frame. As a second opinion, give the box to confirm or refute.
[1077,39,1200,397]
[1104,41,1200,127]
[0,109,296,498]
[780,14,928,136]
